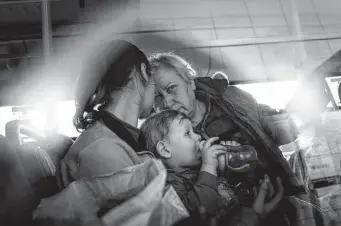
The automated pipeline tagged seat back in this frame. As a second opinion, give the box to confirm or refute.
[1,120,74,225]
[5,120,45,146]
[0,135,35,226]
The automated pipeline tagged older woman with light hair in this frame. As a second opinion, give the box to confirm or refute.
[149,52,301,226]
[211,71,229,83]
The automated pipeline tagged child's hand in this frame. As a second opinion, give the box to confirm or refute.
[199,137,227,176]
[220,140,241,146]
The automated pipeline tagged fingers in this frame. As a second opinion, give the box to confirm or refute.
[267,184,275,201]
[253,177,269,214]
[221,140,241,146]
[231,141,241,146]
[265,177,284,212]
[264,175,274,200]
[209,144,227,153]
[203,137,219,149]
[257,176,269,202]
[215,149,227,156]
[275,177,284,198]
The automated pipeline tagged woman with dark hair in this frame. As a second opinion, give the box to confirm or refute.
[58,40,155,188]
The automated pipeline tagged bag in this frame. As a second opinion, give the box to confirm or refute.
[33,159,189,226]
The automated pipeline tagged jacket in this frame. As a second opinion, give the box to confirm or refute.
[194,77,300,226]
[195,77,299,189]
[57,120,142,188]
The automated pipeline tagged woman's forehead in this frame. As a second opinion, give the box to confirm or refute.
[153,67,184,86]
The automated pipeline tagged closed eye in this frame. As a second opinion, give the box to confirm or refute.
[155,94,162,102]
[166,85,177,94]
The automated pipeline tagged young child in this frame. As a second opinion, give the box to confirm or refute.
[140,109,286,225]
[139,109,237,217]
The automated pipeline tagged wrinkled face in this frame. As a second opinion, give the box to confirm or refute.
[153,67,196,118]
[166,118,202,168]
[139,75,156,118]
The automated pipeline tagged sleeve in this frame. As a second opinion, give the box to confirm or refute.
[168,171,219,216]
[77,138,137,178]
[222,86,298,146]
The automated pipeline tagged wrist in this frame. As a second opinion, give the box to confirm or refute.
[253,210,265,224]
[201,164,217,176]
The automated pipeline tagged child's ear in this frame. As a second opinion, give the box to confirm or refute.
[156,141,171,159]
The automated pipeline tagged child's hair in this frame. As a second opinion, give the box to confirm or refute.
[139,109,189,157]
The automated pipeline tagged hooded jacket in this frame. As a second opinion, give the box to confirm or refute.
[193,77,300,226]
[194,77,299,190]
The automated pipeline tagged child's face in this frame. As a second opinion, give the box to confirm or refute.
[165,118,202,168]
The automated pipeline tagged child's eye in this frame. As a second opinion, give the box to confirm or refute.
[185,131,190,136]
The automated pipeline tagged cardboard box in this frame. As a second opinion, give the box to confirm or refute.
[318,185,341,226]
[326,133,341,153]
[331,153,341,176]
[319,112,341,135]
[305,154,337,180]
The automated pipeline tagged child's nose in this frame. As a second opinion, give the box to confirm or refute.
[194,133,201,142]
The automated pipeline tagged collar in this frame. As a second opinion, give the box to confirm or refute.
[194,91,213,140]
[195,89,212,105]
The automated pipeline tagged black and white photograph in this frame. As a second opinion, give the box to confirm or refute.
[1,0,341,226]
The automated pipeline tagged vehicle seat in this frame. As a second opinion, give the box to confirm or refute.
[0,134,35,226]
[5,120,45,147]
[5,120,73,173]
[1,120,74,226]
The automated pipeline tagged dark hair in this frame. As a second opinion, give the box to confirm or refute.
[74,40,151,131]
[139,109,188,157]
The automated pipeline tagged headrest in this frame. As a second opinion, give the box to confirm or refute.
[5,120,45,146]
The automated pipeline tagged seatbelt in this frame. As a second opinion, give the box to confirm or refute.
[97,110,143,153]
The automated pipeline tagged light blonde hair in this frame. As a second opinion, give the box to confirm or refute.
[148,52,196,83]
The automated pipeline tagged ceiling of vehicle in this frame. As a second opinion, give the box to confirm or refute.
[0,0,341,106]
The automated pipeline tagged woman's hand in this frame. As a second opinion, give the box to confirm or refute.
[252,175,284,220]
[253,175,276,201]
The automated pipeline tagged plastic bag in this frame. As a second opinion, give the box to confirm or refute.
[33,159,189,226]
